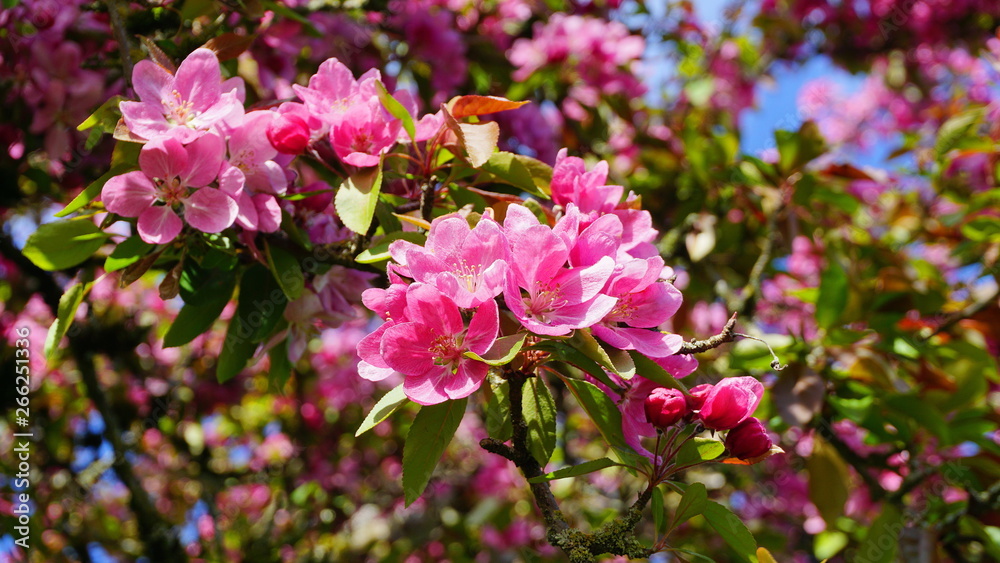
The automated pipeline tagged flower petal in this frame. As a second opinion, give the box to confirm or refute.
[173,48,222,111]
[182,132,225,187]
[137,206,183,244]
[102,171,158,217]
[183,188,238,233]
[139,135,188,180]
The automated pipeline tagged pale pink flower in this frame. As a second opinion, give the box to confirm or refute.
[502,205,617,336]
[389,214,510,308]
[102,133,238,243]
[120,48,244,142]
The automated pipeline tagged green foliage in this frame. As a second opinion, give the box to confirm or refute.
[402,399,468,506]
[22,219,110,271]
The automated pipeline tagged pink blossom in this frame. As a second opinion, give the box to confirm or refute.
[644,388,688,429]
[697,377,764,430]
[330,97,401,167]
[102,133,237,243]
[725,417,773,460]
[292,57,380,124]
[389,214,510,308]
[502,204,617,336]
[592,255,683,358]
[120,48,244,142]
[379,283,499,405]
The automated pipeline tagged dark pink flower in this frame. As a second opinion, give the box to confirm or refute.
[725,417,773,460]
[644,388,687,429]
[697,376,764,430]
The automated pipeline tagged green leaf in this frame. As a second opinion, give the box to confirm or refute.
[268,339,292,391]
[806,436,850,526]
[265,243,304,300]
[402,398,468,506]
[23,219,110,271]
[935,107,987,159]
[670,482,707,531]
[217,313,257,383]
[562,378,648,469]
[652,487,666,535]
[237,264,287,343]
[704,500,759,563]
[464,334,526,366]
[44,282,90,361]
[486,378,512,441]
[357,385,409,437]
[856,504,901,563]
[77,95,126,132]
[775,121,826,174]
[527,458,618,483]
[673,437,725,466]
[480,152,551,198]
[56,163,135,217]
[523,377,557,465]
[816,262,849,330]
[376,80,416,143]
[163,273,236,348]
[569,329,635,379]
[104,236,153,272]
[355,231,426,264]
[2,0,20,9]
[335,163,384,235]
[532,340,620,391]
[628,350,689,393]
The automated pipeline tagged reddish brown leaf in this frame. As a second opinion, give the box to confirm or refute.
[203,33,256,62]
[139,36,176,73]
[448,95,529,119]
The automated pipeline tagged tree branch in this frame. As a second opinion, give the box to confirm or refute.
[679,312,739,354]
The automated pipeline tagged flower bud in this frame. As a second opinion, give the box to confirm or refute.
[267,113,311,155]
[686,383,713,410]
[697,376,763,430]
[725,417,772,460]
[644,387,688,429]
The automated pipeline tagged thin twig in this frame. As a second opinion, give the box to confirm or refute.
[678,312,739,354]
[105,0,134,93]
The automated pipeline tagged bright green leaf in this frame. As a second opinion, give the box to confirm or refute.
[355,231,426,264]
[486,378,512,442]
[527,458,618,483]
[673,437,725,466]
[357,385,408,437]
[335,163,384,234]
[44,282,90,361]
[23,219,110,271]
[562,378,648,470]
[523,377,557,465]
[704,500,759,563]
[465,334,526,366]
[104,236,153,272]
[56,163,135,217]
[403,398,468,506]
[670,481,707,531]
[376,80,416,142]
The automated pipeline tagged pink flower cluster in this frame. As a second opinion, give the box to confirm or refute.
[106,48,287,243]
[358,153,685,405]
[508,14,646,116]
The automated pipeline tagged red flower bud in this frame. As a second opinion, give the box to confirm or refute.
[725,417,772,460]
[644,387,688,429]
[267,113,311,155]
